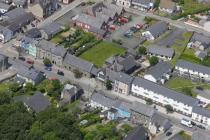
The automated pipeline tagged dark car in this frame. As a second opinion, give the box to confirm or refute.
[57,70,64,76]
[166,131,172,136]
[45,67,52,71]
[197,125,206,130]
[19,57,25,61]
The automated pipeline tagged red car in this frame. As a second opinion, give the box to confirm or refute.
[26,59,34,64]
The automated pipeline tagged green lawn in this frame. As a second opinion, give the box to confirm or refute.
[179,48,201,64]
[165,77,210,97]
[80,41,126,67]
[170,32,193,66]
[179,131,192,140]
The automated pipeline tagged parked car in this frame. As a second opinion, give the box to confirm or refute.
[166,131,172,136]
[19,57,25,61]
[57,70,64,76]
[196,124,206,130]
[181,118,193,128]
[26,59,34,64]
[45,67,52,71]
[130,26,138,33]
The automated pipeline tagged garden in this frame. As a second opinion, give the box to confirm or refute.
[79,41,126,68]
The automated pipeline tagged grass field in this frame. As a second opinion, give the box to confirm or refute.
[165,77,210,97]
[80,41,126,67]
[179,131,192,140]
[179,48,201,64]
[170,32,193,66]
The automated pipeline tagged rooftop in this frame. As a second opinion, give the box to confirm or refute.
[147,21,168,38]
[148,45,174,58]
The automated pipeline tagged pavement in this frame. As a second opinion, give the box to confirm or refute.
[37,0,86,28]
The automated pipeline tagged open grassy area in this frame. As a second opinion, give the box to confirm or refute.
[165,77,210,97]
[182,0,210,14]
[0,82,13,92]
[50,28,75,44]
[179,131,192,140]
[80,41,126,67]
[180,48,201,64]
[170,32,193,66]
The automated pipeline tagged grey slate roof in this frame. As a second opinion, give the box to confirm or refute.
[25,28,41,38]
[192,130,210,140]
[124,126,148,140]
[91,92,116,108]
[107,70,134,85]
[131,101,155,117]
[192,106,210,118]
[5,7,26,19]
[150,113,171,130]
[176,59,210,75]
[25,92,50,113]
[113,100,132,113]
[41,22,62,37]
[63,53,94,73]
[0,2,11,11]
[132,77,199,106]
[147,21,168,38]
[75,14,105,29]
[37,40,67,57]
[190,32,210,49]
[148,45,174,58]
[145,61,172,80]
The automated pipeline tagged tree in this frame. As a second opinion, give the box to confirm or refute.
[182,87,193,97]
[146,98,153,105]
[24,82,36,92]
[43,58,52,66]
[9,82,21,92]
[106,80,112,90]
[73,69,83,79]
[138,46,147,55]
[201,56,210,67]
[0,92,11,105]
[154,0,160,8]
[149,56,159,66]
[165,105,174,113]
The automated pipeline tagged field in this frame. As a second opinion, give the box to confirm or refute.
[80,41,126,67]
[165,77,210,97]
[180,48,201,64]
[178,131,192,140]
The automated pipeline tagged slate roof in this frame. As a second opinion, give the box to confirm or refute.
[150,113,171,130]
[145,61,172,80]
[190,32,210,48]
[148,45,174,58]
[131,101,155,117]
[37,40,67,57]
[107,70,134,85]
[91,92,116,108]
[132,77,199,106]
[25,92,50,113]
[0,26,12,36]
[13,0,26,6]
[5,7,26,19]
[147,21,168,38]
[25,28,41,38]
[0,2,11,10]
[192,106,210,118]
[192,130,210,140]
[176,59,210,75]
[41,22,62,37]
[75,14,105,29]
[132,0,154,5]
[124,126,148,140]
[113,100,132,113]
[63,53,94,73]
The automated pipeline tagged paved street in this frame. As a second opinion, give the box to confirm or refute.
[37,0,86,28]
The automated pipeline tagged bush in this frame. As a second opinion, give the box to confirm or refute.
[43,58,52,66]
[149,56,159,66]
[73,69,83,79]
[146,98,153,105]
[165,105,174,113]
[138,46,147,55]
[106,80,112,90]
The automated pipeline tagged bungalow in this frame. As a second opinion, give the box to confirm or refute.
[148,45,175,60]
[142,21,168,40]
[149,113,172,135]
[144,61,172,84]
[115,0,131,8]
[36,40,67,67]
[131,77,199,115]
[131,0,154,11]
[187,32,210,51]
[159,0,177,14]
[192,106,210,126]
[41,22,62,40]
[63,53,94,77]
[175,60,210,82]
[24,92,51,113]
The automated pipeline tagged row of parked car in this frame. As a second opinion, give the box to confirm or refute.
[124,24,143,38]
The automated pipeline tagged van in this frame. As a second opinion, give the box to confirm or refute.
[181,118,193,128]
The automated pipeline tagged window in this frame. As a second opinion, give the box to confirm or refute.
[153,96,159,99]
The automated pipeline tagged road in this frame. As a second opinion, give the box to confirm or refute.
[125,8,210,36]
[37,0,86,28]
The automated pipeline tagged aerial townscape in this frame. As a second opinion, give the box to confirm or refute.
[1,0,210,140]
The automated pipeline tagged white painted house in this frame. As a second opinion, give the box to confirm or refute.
[192,106,210,126]
[115,0,131,8]
[175,60,210,82]
[144,61,172,84]
[131,77,199,115]
[131,0,154,11]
